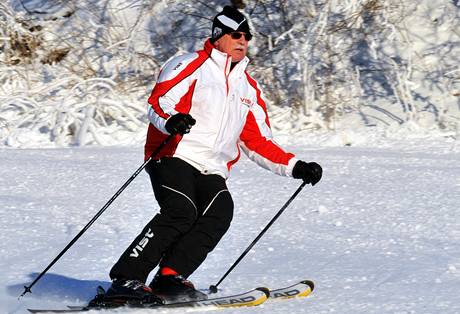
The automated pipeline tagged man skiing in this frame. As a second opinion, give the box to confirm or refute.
[104,5,322,304]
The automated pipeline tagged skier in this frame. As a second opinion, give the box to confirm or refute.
[104,5,322,303]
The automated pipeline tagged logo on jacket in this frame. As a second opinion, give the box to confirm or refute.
[240,97,254,107]
[173,62,183,71]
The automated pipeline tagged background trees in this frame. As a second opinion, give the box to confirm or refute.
[1,0,459,146]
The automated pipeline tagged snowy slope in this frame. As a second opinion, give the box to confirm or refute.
[2,0,459,313]
[1,138,460,313]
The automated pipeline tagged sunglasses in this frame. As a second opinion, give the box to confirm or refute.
[229,32,253,41]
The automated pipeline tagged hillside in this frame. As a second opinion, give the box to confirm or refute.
[1,0,459,147]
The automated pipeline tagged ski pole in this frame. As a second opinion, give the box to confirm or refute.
[209,181,308,293]
[19,135,174,298]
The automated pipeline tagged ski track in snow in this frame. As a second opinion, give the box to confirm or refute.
[1,143,460,313]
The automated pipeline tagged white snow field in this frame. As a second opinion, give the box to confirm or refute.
[1,137,459,313]
[1,0,459,312]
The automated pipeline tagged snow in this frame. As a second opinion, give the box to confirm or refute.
[1,137,460,313]
[1,0,459,148]
[1,0,460,312]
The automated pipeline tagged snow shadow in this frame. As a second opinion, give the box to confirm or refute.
[7,273,110,301]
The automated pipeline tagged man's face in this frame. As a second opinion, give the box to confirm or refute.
[214,32,251,62]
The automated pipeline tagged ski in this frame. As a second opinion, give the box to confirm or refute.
[27,279,314,313]
[27,286,269,313]
[269,280,314,300]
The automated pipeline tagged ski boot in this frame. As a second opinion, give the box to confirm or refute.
[149,273,207,302]
[89,279,164,308]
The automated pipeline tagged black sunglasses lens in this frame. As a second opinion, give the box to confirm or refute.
[230,32,252,41]
[230,32,243,39]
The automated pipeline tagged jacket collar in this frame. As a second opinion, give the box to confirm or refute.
[203,39,249,77]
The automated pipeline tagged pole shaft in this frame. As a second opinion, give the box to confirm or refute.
[20,135,174,298]
[211,181,307,290]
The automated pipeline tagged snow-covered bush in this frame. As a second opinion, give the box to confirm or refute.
[0,0,459,147]
[242,0,460,134]
[0,0,169,147]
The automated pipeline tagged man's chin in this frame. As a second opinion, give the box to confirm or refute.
[231,53,245,62]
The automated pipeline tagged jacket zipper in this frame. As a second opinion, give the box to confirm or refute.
[213,55,232,152]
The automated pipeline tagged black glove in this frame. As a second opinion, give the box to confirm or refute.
[292,161,323,186]
[165,113,196,135]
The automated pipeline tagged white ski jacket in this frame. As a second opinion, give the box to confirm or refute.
[145,39,298,179]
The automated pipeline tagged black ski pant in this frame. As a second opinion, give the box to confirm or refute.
[110,157,234,282]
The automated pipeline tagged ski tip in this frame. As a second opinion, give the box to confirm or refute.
[301,280,315,292]
[256,287,270,298]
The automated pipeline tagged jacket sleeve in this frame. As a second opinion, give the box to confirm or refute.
[239,84,298,177]
[147,52,203,134]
